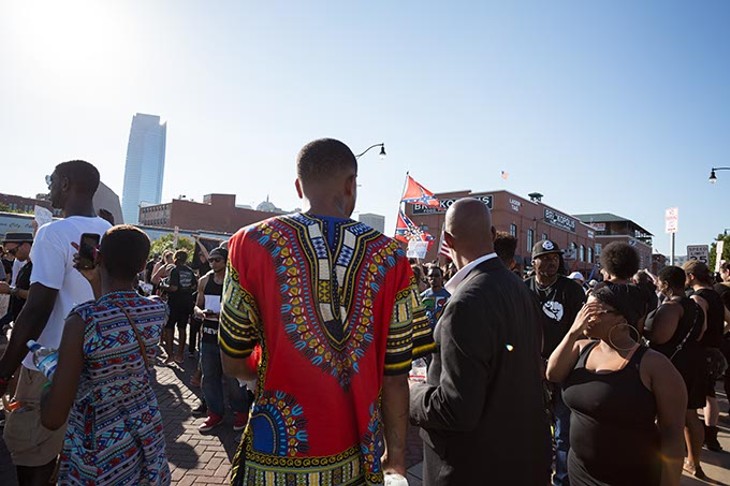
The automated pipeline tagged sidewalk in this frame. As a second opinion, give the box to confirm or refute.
[3,350,730,485]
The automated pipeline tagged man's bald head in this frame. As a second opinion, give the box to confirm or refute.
[444,198,495,266]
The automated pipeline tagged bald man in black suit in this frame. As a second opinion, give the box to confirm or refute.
[409,198,550,485]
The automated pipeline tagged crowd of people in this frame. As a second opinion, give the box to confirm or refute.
[0,141,729,485]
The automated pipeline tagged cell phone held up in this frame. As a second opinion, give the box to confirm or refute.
[77,233,101,270]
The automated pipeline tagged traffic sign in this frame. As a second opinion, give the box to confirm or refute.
[665,207,678,234]
[687,245,709,264]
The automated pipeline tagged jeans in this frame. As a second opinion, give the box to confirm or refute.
[552,391,571,486]
[200,341,249,416]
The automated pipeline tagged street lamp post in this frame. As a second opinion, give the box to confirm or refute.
[355,143,386,160]
[709,167,730,184]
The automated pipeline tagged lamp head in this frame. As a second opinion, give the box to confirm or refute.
[379,144,387,160]
[710,169,717,184]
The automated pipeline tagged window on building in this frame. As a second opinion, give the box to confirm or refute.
[579,245,585,262]
[542,233,548,241]
[587,247,593,263]
[595,243,602,257]
[527,229,534,253]
[509,224,517,237]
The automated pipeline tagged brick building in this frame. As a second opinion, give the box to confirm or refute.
[574,213,654,272]
[139,194,282,234]
[405,190,598,274]
[0,193,60,216]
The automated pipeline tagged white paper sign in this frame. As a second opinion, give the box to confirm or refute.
[34,205,53,227]
[665,207,678,234]
[406,240,429,260]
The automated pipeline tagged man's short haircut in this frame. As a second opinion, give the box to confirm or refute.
[600,242,640,280]
[55,160,100,196]
[494,231,517,261]
[683,260,713,285]
[658,265,686,289]
[100,225,150,280]
[296,138,357,185]
[174,250,188,263]
[426,264,442,277]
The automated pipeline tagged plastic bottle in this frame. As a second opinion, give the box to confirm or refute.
[27,340,59,381]
[384,472,409,486]
[409,357,427,382]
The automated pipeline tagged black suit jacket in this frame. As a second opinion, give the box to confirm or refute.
[410,257,551,485]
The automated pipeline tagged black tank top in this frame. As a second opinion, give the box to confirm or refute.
[201,274,223,345]
[646,296,702,359]
[562,341,660,485]
[695,288,725,348]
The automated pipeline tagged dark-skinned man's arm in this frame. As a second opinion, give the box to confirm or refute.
[0,283,58,395]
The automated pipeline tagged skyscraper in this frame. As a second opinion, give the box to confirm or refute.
[121,113,167,224]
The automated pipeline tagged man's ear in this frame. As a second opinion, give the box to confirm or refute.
[344,174,357,197]
[444,231,455,247]
[295,178,304,199]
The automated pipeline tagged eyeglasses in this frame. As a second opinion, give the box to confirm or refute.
[4,245,22,255]
[208,257,224,263]
[45,174,53,189]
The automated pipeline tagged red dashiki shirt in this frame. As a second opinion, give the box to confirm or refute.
[219,213,435,485]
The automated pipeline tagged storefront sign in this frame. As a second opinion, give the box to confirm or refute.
[412,195,493,215]
[543,208,576,233]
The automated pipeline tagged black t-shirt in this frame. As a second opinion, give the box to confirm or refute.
[168,264,197,308]
[693,287,725,348]
[9,260,32,320]
[713,283,730,313]
[526,275,586,358]
[201,273,224,345]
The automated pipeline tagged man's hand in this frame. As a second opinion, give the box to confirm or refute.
[193,307,207,320]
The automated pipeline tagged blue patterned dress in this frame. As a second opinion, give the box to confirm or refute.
[58,291,170,485]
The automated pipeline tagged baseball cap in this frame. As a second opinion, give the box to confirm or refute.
[568,271,585,282]
[532,239,562,259]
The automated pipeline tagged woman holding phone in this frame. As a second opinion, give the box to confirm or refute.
[40,225,170,485]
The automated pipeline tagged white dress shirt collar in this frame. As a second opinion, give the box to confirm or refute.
[444,252,498,294]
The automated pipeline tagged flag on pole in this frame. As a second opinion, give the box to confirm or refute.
[401,175,440,207]
[500,170,509,180]
[437,231,452,260]
[394,209,434,244]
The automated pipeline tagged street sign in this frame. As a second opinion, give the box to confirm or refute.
[687,244,709,264]
[665,207,678,234]
[716,241,725,272]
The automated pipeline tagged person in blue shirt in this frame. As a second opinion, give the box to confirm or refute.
[420,265,451,330]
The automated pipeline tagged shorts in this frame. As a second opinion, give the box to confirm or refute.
[704,347,728,398]
[166,304,192,331]
[3,366,67,467]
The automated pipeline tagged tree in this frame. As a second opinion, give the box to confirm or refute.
[149,233,195,257]
[708,233,730,271]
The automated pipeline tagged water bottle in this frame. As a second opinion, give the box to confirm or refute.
[409,357,427,382]
[384,473,409,486]
[27,340,59,381]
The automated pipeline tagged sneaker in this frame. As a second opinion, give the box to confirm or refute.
[191,401,207,417]
[198,413,223,433]
[233,412,248,432]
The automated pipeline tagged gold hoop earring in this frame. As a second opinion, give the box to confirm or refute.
[608,323,640,351]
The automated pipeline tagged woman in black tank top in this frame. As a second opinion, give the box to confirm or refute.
[644,266,707,478]
[546,285,687,485]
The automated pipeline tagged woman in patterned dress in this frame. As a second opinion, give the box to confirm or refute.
[41,225,170,485]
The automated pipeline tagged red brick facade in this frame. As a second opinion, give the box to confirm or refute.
[139,194,281,234]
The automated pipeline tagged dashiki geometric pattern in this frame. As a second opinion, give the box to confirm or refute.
[220,213,435,486]
[58,291,170,486]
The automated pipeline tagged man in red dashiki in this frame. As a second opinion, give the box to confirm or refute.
[219,138,435,486]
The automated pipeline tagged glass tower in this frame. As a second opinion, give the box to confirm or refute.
[121,113,167,224]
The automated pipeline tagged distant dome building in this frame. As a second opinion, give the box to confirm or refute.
[256,196,285,214]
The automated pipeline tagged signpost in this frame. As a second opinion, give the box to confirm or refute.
[665,207,678,265]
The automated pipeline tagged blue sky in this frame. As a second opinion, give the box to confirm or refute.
[1,1,728,256]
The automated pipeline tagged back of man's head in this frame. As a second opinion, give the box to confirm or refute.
[174,250,188,264]
[445,198,494,259]
[55,160,100,197]
[494,231,517,263]
[296,138,357,188]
